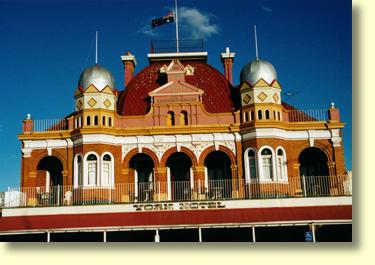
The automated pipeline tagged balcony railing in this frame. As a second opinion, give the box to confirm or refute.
[150,39,204,53]
[2,175,351,208]
[33,118,68,132]
[287,109,328,122]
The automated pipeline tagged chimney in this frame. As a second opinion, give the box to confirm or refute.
[220,47,235,85]
[121,51,137,87]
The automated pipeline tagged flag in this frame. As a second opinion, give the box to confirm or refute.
[151,12,175,28]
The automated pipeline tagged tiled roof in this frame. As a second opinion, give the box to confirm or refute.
[117,61,234,115]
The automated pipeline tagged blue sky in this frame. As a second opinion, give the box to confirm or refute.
[0,0,351,190]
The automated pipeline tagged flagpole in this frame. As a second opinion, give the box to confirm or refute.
[175,0,179,53]
[95,30,98,64]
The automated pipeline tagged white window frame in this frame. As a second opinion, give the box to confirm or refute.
[83,151,100,187]
[244,147,258,183]
[101,152,115,187]
[73,153,84,188]
[276,147,288,182]
[258,146,277,182]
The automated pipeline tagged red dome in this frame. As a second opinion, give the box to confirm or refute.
[117,61,234,115]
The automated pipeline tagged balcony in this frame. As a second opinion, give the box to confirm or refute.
[2,175,352,208]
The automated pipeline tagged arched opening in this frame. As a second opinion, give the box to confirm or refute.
[37,156,64,205]
[108,117,112,126]
[204,151,232,199]
[258,110,263,120]
[94,115,98,125]
[166,152,192,201]
[102,116,106,126]
[248,149,257,180]
[86,116,91,126]
[130,153,154,201]
[180,111,188,125]
[265,110,270,119]
[37,156,64,188]
[298,147,329,196]
[243,111,249,122]
[167,111,175,126]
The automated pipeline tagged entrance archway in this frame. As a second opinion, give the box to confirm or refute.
[204,151,232,199]
[130,153,154,201]
[298,147,330,196]
[37,156,64,189]
[166,152,192,201]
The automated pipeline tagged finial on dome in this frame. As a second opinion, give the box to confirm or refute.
[331,102,335,109]
[26,113,31,120]
[254,25,259,61]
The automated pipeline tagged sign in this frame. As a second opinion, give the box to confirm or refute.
[133,201,226,211]
[305,231,313,242]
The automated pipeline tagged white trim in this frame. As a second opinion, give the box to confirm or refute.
[100,152,115,187]
[83,151,100,187]
[276,146,288,182]
[244,147,258,183]
[242,128,332,141]
[258,146,276,182]
[2,196,352,217]
[73,153,83,188]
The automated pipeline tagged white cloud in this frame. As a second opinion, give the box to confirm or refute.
[261,6,273,14]
[136,17,159,37]
[178,7,219,39]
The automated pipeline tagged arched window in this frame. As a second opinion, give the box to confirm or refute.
[86,116,91,126]
[244,111,249,122]
[77,155,83,186]
[250,111,254,121]
[258,110,263,120]
[180,111,188,125]
[273,110,276,120]
[167,111,175,126]
[276,148,288,181]
[86,154,97,186]
[101,154,113,186]
[102,116,106,126]
[108,117,112,126]
[74,154,83,188]
[261,148,273,180]
[248,150,257,180]
[278,111,281,121]
[265,110,270,119]
[94,115,98,125]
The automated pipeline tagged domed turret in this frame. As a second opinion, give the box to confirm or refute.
[78,64,115,90]
[240,59,277,85]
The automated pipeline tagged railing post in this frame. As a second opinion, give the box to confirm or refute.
[155,229,160,242]
[158,181,161,202]
[47,231,51,242]
[103,231,107,242]
[57,185,60,206]
[312,223,316,242]
[252,226,256,242]
[302,175,307,197]
[198,227,202,242]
